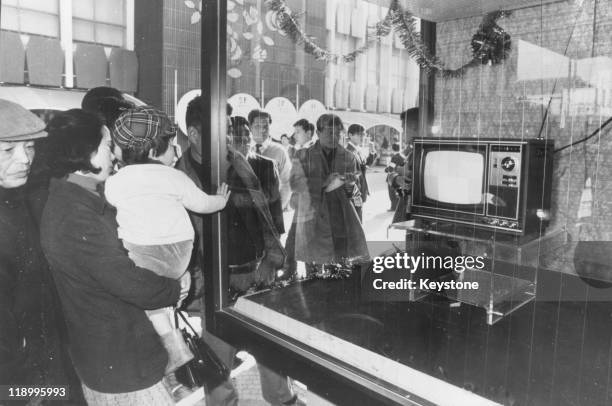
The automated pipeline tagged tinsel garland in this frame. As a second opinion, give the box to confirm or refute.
[266,0,373,64]
[265,0,512,77]
[470,10,513,65]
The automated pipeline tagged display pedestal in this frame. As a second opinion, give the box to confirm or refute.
[389,220,568,325]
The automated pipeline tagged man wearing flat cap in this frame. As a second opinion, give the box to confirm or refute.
[0,100,74,396]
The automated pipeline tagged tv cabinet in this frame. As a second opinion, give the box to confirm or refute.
[388,219,568,325]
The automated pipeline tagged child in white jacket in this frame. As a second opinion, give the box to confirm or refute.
[106,106,229,373]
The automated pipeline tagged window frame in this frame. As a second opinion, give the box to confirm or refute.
[1,0,135,88]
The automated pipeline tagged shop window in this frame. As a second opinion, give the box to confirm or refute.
[1,0,60,38]
[72,0,127,48]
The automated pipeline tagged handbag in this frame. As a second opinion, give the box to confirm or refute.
[174,310,231,390]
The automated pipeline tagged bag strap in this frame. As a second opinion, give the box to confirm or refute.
[175,309,200,337]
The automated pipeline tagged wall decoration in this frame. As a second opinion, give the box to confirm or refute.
[184,0,202,24]
[186,0,512,77]
[187,0,278,78]
[470,10,513,66]
[266,0,512,77]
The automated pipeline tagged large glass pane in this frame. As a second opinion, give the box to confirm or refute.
[220,0,612,404]
[72,0,94,20]
[72,19,95,43]
[224,0,419,298]
[95,23,125,47]
[0,7,20,31]
[1,0,60,37]
[19,0,59,14]
[95,0,125,25]
[19,9,59,37]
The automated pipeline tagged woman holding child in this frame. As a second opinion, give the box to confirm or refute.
[39,108,216,404]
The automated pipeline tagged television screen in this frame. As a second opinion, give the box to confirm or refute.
[423,151,484,204]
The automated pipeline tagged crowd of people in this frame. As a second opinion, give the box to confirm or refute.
[0,86,417,405]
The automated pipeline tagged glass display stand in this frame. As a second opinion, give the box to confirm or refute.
[388,220,569,325]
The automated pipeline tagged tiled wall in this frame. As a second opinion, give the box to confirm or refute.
[161,0,202,120]
[435,0,612,274]
[154,0,326,118]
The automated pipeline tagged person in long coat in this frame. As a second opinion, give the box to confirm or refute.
[290,114,369,265]
[0,100,77,401]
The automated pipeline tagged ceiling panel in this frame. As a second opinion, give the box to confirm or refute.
[400,0,565,22]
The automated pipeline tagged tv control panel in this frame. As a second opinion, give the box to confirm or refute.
[489,145,521,189]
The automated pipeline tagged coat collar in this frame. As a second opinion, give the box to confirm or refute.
[0,185,25,208]
[50,176,108,214]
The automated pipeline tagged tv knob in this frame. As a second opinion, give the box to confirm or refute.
[501,157,515,171]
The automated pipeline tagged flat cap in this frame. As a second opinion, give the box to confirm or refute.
[0,99,47,141]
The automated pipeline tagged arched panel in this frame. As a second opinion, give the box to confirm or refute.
[0,31,25,83]
[74,43,107,89]
[109,48,138,92]
[26,36,63,87]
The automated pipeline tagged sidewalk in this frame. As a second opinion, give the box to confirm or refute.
[183,317,335,406]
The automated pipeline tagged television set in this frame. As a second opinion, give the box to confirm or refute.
[411,138,554,236]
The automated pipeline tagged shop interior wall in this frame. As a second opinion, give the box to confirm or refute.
[434,0,612,276]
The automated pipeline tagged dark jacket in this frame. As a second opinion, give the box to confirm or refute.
[0,186,64,386]
[175,150,240,406]
[242,153,284,234]
[290,142,369,263]
[177,149,284,268]
[346,142,374,202]
[40,177,181,393]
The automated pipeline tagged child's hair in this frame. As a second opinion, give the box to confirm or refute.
[120,132,175,165]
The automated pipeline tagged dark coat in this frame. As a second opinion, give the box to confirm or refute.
[177,149,284,269]
[290,142,369,263]
[175,150,240,406]
[249,154,284,234]
[346,142,374,202]
[0,186,66,387]
[386,149,413,223]
[40,177,181,393]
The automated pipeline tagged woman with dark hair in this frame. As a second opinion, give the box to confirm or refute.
[40,109,189,405]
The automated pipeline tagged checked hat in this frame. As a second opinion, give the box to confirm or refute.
[112,106,176,149]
